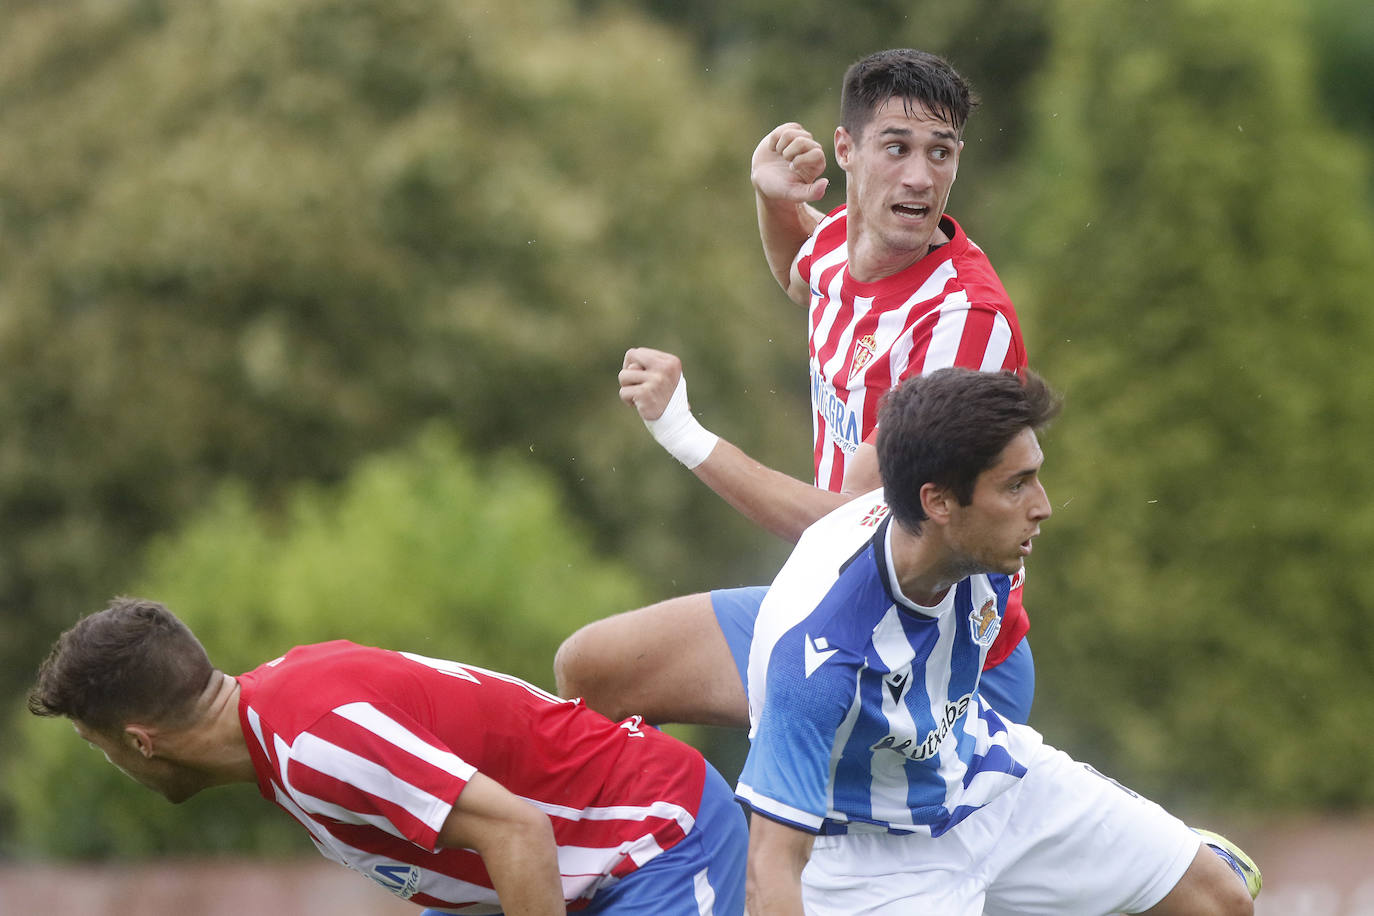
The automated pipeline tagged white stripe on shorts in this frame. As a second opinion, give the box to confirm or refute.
[692,865,716,915]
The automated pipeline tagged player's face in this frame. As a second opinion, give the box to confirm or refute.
[835,96,963,270]
[944,428,1051,577]
[73,720,204,804]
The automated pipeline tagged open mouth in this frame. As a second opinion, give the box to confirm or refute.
[892,203,929,219]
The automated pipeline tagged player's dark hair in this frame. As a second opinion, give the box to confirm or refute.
[28,597,215,731]
[840,48,979,140]
[877,368,1060,532]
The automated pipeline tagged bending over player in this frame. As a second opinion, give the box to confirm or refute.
[29,598,747,915]
[558,47,1037,729]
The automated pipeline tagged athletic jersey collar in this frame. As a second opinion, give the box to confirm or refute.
[872,515,957,621]
[839,212,969,298]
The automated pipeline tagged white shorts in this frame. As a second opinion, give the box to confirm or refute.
[800,730,1201,916]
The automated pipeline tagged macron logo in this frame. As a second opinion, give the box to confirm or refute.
[804,634,839,677]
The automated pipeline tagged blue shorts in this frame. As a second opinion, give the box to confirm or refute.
[710,585,1036,725]
[581,762,746,914]
[420,763,746,916]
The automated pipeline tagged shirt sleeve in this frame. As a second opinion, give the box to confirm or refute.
[794,228,820,287]
[736,628,859,832]
[902,301,1019,379]
[283,701,477,852]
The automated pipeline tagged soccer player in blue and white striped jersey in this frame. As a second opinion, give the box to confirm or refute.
[737,368,1255,916]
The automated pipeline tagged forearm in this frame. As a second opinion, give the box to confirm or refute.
[692,438,850,543]
[629,365,853,540]
[756,193,823,296]
[747,869,808,916]
[746,817,812,916]
[479,819,565,916]
[438,774,565,916]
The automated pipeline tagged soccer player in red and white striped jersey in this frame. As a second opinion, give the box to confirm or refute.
[798,205,1025,493]
[29,599,748,916]
[557,48,1034,731]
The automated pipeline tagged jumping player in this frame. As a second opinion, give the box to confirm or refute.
[739,368,1260,914]
[558,48,1036,727]
[28,598,747,915]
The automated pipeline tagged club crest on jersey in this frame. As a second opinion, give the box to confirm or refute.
[847,334,878,387]
[968,598,1001,647]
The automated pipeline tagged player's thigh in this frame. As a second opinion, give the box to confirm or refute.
[801,832,986,916]
[981,744,1199,916]
[979,637,1035,725]
[554,591,748,726]
[586,765,747,916]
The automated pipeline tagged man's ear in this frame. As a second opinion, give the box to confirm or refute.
[834,125,854,170]
[919,482,954,524]
[124,724,156,759]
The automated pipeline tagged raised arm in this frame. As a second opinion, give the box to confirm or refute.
[437,772,565,916]
[620,347,875,542]
[751,122,830,305]
[745,815,814,916]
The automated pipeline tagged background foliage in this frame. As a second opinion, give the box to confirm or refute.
[1013,0,1374,810]
[2,0,1372,856]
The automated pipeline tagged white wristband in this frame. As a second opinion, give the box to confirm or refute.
[646,374,719,469]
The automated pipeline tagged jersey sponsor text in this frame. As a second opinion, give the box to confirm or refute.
[870,693,973,762]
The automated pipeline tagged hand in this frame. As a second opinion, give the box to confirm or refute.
[619,347,718,468]
[619,347,683,422]
[751,122,829,203]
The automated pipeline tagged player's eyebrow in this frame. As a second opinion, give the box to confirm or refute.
[876,125,959,143]
[1002,454,1044,485]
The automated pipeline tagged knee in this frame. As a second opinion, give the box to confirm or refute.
[554,620,632,716]
[556,623,643,722]
[553,625,597,700]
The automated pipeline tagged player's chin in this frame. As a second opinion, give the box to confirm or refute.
[160,783,202,805]
[995,556,1026,577]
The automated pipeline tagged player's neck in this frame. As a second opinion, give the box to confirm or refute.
[845,220,951,283]
[886,521,959,608]
[181,672,256,787]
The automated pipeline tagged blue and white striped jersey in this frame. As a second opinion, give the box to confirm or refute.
[736,490,1036,837]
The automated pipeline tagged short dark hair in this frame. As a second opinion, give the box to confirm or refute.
[877,368,1060,531]
[840,49,979,140]
[28,597,215,731]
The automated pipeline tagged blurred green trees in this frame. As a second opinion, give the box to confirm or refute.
[0,0,803,709]
[1012,0,1374,810]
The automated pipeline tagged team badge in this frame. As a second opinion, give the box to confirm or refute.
[847,334,878,386]
[968,598,1001,647]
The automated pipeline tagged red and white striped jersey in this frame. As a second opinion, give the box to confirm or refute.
[237,642,705,914]
[797,208,1030,667]
[799,209,1027,492]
